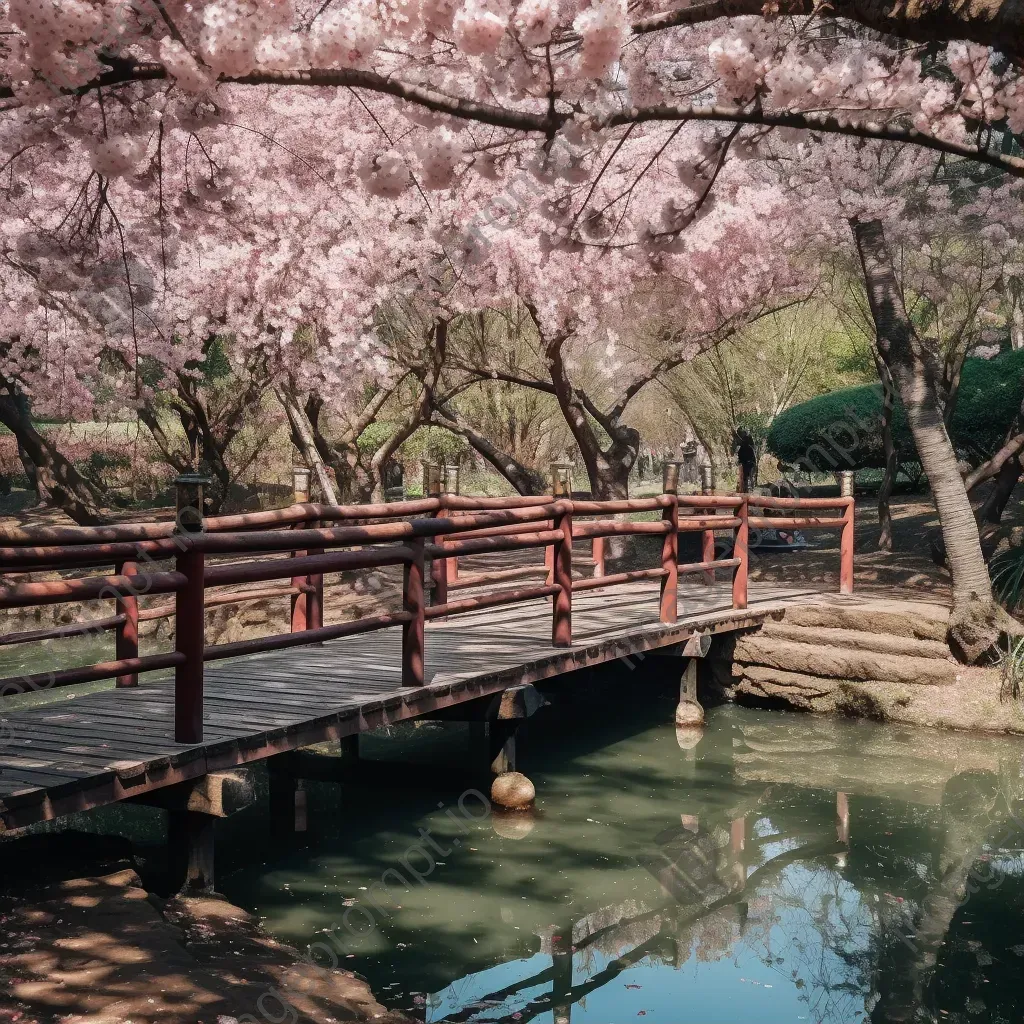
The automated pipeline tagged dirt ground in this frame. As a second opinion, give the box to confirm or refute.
[0,835,414,1024]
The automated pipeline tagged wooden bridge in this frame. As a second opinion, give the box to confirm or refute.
[0,487,854,884]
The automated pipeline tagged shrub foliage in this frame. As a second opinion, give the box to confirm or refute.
[767,350,1024,472]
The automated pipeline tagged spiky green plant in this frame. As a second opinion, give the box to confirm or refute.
[999,635,1024,702]
[991,546,1024,613]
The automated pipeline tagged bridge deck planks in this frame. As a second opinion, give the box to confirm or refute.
[0,580,822,828]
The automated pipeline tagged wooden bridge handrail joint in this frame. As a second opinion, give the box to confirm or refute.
[0,487,855,744]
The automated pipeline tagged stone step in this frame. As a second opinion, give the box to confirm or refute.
[732,634,959,686]
[781,602,948,643]
[760,622,951,661]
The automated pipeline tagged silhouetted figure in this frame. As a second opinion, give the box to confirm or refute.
[733,428,757,493]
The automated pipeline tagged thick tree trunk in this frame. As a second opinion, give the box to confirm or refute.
[300,400,372,503]
[852,219,1011,661]
[541,329,639,499]
[0,392,107,525]
[876,357,897,552]
[590,462,632,500]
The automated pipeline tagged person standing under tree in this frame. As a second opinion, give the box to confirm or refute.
[733,428,757,493]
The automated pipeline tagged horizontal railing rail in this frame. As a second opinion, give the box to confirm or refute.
[0,489,855,740]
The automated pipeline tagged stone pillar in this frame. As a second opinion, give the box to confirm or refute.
[441,463,461,495]
[663,459,683,495]
[550,461,574,497]
[423,461,442,498]
[174,470,210,534]
[292,462,311,504]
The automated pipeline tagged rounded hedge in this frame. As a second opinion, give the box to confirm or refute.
[767,349,1024,472]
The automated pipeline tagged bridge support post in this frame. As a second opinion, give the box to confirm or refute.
[267,737,360,837]
[731,495,749,610]
[114,559,139,687]
[152,771,255,893]
[268,752,308,837]
[168,809,216,893]
[402,538,426,686]
[488,720,519,775]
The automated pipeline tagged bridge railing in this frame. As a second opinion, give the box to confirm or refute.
[0,491,854,743]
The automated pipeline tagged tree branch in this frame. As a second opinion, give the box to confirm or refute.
[4,64,1022,178]
[632,0,1023,64]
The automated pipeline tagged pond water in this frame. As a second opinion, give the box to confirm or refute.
[217,686,1024,1024]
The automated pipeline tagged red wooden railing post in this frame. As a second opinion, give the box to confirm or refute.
[591,536,606,578]
[174,547,205,743]
[308,517,324,633]
[840,497,855,595]
[308,568,324,632]
[544,516,555,587]
[115,559,139,687]
[660,496,678,624]
[701,526,716,587]
[701,466,716,586]
[445,503,459,584]
[430,509,449,607]
[732,495,749,610]
[402,538,426,686]
[551,505,573,647]
[290,521,308,633]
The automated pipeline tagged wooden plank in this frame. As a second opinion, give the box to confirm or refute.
[0,581,815,828]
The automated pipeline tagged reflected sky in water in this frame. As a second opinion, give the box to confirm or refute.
[221,690,1024,1024]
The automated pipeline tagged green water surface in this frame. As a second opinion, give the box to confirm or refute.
[217,692,1024,1024]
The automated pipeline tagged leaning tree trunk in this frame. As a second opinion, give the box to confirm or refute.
[979,454,1023,525]
[279,390,339,505]
[852,219,1012,662]
[966,396,1024,526]
[430,404,547,495]
[0,392,107,525]
[875,355,898,552]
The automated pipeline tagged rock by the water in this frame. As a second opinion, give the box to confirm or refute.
[491,772,535,810]
[675,700,705,727]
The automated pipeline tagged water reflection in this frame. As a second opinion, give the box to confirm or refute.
[222,701,1024,1024]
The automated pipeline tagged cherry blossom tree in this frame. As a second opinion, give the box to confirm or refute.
[2,0,1023,660]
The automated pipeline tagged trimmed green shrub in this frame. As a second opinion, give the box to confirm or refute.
[767,349,1024,472]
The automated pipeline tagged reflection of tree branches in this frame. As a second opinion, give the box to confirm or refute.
[438,839,847,1024]
[745,863,872,1024]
